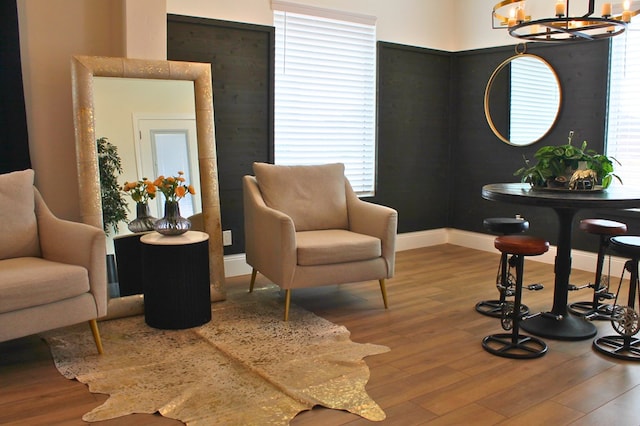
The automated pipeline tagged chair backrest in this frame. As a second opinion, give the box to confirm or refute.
[0,169,40,260]
[253,162,349,231]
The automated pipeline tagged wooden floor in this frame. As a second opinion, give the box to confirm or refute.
[2,244,640,425]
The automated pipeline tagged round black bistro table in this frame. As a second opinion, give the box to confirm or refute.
[482,183,640,341]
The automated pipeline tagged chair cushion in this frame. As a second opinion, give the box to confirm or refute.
[296,229,381,266]
[0,257,90,314]
[0,169,39,260]
[253,162,349,232]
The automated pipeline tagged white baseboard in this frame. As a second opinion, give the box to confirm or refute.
[447,228,627,279]
[223,228,628,279]
[223,253,253,277]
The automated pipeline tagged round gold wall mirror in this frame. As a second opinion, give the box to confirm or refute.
[484,53,562,146]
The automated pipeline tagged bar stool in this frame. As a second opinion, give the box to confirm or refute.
[593,235,640,361]
[568,219,627,320]
[476,217,530,318]
[482,235,549,359]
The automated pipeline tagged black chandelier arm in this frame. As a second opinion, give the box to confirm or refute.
[508,17,627,42]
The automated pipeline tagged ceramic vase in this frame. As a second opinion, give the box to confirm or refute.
[127,202,157,233]
[154,201,191,236]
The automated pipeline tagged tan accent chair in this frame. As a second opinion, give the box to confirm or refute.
[243,162,398,320]
[0,169,107,354]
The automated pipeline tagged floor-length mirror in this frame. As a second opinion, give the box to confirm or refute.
[72,55,225,319]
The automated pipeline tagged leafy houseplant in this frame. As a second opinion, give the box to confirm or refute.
[97,137,129,235]
[514,131,621,189]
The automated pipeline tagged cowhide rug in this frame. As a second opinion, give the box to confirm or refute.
[43,284,389,425]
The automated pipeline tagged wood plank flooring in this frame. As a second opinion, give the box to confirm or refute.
[2,244,640,425]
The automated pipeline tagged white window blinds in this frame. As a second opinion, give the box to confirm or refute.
[510,56,561,146]
[606,22,640,189]
[273,3,377,194]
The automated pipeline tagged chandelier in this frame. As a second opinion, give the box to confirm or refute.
[493,0,639,41]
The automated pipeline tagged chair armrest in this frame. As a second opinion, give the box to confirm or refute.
[34,190,108,317]
[346,186,398,276]
[243,176,297,286]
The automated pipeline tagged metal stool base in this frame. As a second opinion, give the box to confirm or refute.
[475,299,529,318]
[567,300,615,320]
[593,335,640,361]
[482,333,548,359]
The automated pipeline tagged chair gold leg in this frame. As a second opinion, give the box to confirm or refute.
[379,279,389,309]
[89,319,104,355]
[284,289,291,321]
[249,268,257,293]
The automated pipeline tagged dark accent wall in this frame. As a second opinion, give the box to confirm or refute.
[167,15,640,256]
[450,41,632,252]
[372,42,451,233]
[167,15,274,255]
[1,0,31,173]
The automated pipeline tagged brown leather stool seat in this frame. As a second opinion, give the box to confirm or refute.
[482,235,549,359]
[568,219,627,320]
[475,217,530,318]
[593,235,640,361]
[579,218,628,236]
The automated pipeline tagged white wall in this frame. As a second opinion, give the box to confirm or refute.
[17,0,124,220]
[168,0,458,51]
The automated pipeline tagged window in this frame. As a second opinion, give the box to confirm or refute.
[272,1,377,194]
[606,22,640,188]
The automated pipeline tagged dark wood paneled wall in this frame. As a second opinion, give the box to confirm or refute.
[167,15,274,255]
[372,42,451,233]
[449,40,640,252]
[1,0,31,173]
[167,15,640,256]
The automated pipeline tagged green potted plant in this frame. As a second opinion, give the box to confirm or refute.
[97,136,129,297]
[97,136,129,235]
[514,131,622,189]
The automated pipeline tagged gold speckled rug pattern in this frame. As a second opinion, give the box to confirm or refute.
[43,285,389,425]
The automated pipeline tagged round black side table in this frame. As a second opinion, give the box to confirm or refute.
[141,231,211,329]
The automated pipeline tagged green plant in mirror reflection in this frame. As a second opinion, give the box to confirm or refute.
[97,137,129,235]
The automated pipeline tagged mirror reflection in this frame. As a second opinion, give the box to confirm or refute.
[94,77,201,233]
[484,53,562,146]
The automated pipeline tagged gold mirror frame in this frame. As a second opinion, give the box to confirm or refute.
[72,55,225,319]
[484,53,562,146]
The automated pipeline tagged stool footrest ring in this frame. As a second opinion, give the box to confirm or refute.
[593,335,640,361]
[568,301,615,320]
[475,300,529,318]
[482,333,548,359]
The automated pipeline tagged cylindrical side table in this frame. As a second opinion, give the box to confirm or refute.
[140,231,211,329]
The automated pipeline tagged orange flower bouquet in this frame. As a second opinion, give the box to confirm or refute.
[122,178,157,203]
[152,171,196,236]
[153,171,196,202]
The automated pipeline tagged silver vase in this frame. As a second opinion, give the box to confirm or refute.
[127,202,157,233]
[154,201,191,236]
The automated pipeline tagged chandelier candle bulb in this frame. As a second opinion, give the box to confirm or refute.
[517,7,526,21]
[602,2,612,17]
[555,0,565,16]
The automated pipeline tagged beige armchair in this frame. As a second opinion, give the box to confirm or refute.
[243,162,398,320]
[0,169,107,353]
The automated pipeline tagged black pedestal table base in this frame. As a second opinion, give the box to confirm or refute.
[521,312,596,341]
